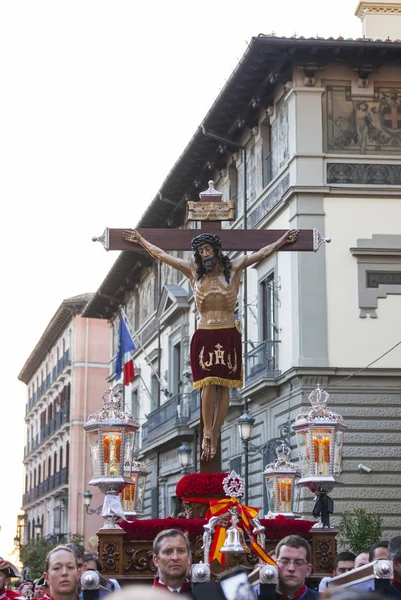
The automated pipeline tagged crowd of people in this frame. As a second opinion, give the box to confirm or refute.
[1,532,401,600]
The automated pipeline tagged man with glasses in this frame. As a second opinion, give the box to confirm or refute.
[275,535,318,600]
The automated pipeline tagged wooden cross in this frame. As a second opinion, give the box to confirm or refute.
[92,182,329,473]
[92,181,328,253]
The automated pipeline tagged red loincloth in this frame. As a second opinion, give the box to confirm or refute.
[190,323,243,390]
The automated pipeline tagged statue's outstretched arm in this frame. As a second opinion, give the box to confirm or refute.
[123,229,193,278]
[234,229,299,270]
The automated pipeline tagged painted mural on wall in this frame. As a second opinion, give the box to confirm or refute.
[325,84,401,154]
[271,100,289,178]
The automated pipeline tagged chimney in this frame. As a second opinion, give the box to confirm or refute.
[355,1,401,40]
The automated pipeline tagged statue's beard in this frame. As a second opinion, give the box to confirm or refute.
[202,255,219,272]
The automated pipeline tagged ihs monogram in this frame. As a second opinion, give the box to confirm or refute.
[199,343,238,374]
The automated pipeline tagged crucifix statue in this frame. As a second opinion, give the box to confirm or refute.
[93,181,330,471]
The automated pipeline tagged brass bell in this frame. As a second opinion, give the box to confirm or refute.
[220,524,250,554]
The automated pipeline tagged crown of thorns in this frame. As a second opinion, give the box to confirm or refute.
[191,233,222,251]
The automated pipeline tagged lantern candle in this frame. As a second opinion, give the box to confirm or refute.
[312,435,331,476]
[103,435,122,476]
[277,480,293,512]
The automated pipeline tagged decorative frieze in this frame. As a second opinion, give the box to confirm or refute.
[327,162,401,184]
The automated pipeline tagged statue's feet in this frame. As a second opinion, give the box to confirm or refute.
[201,432,216,461]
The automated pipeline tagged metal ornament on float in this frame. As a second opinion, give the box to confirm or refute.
[219,471,249,555]
[120,458,148,518]
[83,388,139,529]
[263,443,300,518]
[292,384,347,528]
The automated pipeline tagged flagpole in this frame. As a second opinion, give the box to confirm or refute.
[119,307,167,393]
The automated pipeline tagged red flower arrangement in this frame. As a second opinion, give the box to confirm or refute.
[120,515,316,542]
[176,472,229,499]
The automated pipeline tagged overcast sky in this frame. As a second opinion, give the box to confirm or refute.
[0,0,362,558]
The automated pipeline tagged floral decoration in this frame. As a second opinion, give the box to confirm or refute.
[176,472,229,499]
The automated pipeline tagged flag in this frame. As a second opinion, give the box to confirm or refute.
[115,317,136,386]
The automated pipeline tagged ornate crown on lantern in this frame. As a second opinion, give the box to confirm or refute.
[294,384,345,426]
[222,471,245,499]
[264,443,299,474]
[86,388,137,425]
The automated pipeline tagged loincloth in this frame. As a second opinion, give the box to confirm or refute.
[190,323,243,390]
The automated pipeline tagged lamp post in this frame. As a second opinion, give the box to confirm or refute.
[178,442,192,474]
[34,520,42,540]
[83,490,103,515]
[237,407,290,505]
[292,384,347,528]
[83,388,139,529]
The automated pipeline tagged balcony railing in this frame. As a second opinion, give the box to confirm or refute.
[27,350,71,412]
[142,393,195,443]
[24,408,70,458]
[245,340,281,382]
[22,467,68,507]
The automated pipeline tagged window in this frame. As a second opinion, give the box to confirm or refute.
[150,375,159,412]
[351,234,401,318]
[131,388,140,421]
[260,273,279,370]
[172,341,182,396]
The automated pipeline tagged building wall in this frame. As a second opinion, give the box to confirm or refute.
[108,54,401,538]
[22,312,110,547]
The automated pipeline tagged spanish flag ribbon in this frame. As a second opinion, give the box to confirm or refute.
[206,497,277,566]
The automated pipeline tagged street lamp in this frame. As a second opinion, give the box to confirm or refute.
[34,521,42,539]
[237,407,290,504]
[83,490,103,515]
[178,442,192,474]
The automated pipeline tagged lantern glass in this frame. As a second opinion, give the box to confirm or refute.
[334,430,344,476]
[135,474,146,514]
[101,431,123,477]
[311,428,332,477]
[88,431,101,478]
[122,431,136,481]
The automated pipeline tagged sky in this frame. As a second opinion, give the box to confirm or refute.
[0,0,362,559]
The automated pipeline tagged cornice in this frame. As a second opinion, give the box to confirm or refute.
[356,2,401,18]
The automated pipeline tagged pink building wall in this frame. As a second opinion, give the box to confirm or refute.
[68,316,111,545]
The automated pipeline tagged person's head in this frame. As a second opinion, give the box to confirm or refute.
[19,583,30,597]
[64,544,84,573]
[34,577,48,600]
[333,551,356,576]
[0,559,21,594]
[44,546,79,599]
[152,529,191,588]
[354,552,369,569]
[388,536,401,580]
[369,540,389,562]
[83,554,102,573]
[191,233,232,283]
[275,535,312,594]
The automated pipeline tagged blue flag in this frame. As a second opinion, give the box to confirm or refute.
[115,317,136,384]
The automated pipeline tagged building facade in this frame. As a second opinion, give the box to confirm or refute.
[84,5,401,536]
[19,294,110,547]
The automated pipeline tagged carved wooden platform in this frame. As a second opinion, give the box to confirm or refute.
[98,521,337,584]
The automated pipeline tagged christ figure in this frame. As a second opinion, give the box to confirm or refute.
[123,228,299,461]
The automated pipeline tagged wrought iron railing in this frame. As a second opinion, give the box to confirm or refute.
[245,340,281,382]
